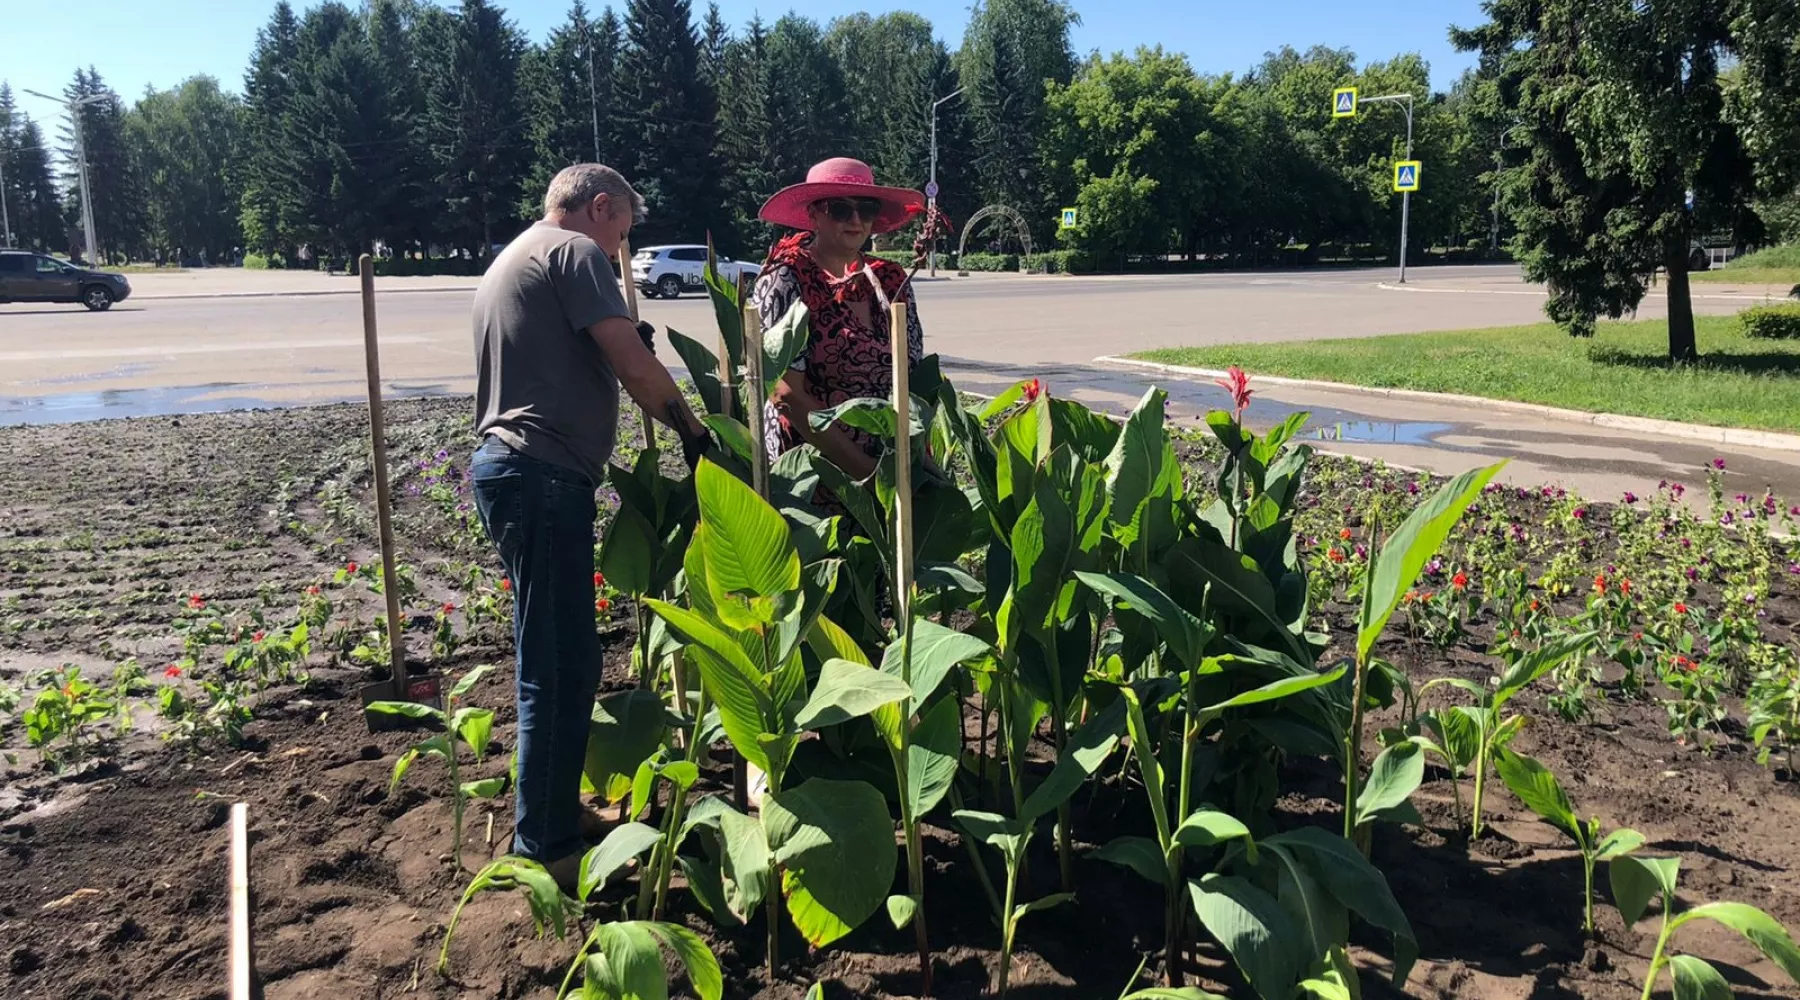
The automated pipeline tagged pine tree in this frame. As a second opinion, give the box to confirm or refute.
[59,68,145,262]
[0,83,18,247]
[425,0,530,254]
[957,0,1078,243]
[367,0,433,250]
[520,0,612,216]
[618,0,720,245]
[240,1,302,257]
[717,16,775,252]
[699,2,730,90]
[12,119,63,251]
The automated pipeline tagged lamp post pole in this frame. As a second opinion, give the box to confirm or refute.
[25,88,108,263]
[1361,92,1415,283]
[928,87,964,277]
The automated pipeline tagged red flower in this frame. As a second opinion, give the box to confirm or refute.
[1529,598,1541,611]
[1451,571,1468,591]
[1338,528,1352,540]
[1420,591,1435,602]
[595,597,612,613]
[1620,578,1632,596]
[187,594,206,610]
[1403,590,1417,604]
[163,664,182,679]
[1673,655,1697,672]
[305,585,321,596]
[346,561,359,574]
[1593,574,1608,595]
[1214,366,1253,417]
[252,631,265,643]
[1327,548,1346,564]
[1021,378,1044,403]
[499,577,512,592]
[593,572,606,588]
[441,601,456,615]
[1674,602,1689,615]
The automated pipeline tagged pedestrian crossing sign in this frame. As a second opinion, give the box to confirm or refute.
[1393,160,1421,192]
[1332,87,1357,118]
[1060,207,1078,229]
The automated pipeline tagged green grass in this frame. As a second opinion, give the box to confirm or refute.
[1130,314,1800,432]
[1693,243,1800,285]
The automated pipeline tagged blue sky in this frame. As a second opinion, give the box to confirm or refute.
[2,0,1488,118]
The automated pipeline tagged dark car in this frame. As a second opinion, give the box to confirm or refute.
[0,250,132,310]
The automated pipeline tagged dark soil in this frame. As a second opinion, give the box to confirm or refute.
[2,399,1797,999]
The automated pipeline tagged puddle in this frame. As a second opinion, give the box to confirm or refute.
[0,380,464,426]
[1310,420,1454,445]
[28,363,156,386]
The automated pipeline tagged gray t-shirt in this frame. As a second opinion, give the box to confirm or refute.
[473,221,630,483]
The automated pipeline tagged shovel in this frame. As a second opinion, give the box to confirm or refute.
[353,253,443,729]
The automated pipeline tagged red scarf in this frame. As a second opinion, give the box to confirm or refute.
[765,232,909,322]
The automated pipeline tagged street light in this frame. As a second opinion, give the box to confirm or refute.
[927,86,963,276]
[24,88,109,264]
[0,151,11,247]
[1360,92,1415,283]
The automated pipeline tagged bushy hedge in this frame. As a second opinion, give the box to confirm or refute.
[1723,243,1800,271]
[957,253,1019,272]
[1021,250,1094,274]
[1739,304,1800,340]
[867,251,916,267]
[371,255,490,277]
[243,253,278,270]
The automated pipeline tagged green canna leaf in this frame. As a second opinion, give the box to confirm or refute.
[765,778,897,948]
[1358,462,1506,661]
[1667,955,1732,1000]
[577,822,662,902]
[1671,902,1800,984]
[1610,855,1680,926]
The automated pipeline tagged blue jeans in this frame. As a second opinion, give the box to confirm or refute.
[470,437,601,862]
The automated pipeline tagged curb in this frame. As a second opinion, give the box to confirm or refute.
[1093,355,1800,455]
[1374,281,1782,303]
[136,285,479,302]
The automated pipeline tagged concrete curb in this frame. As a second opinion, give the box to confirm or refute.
[136,285,479,302]
[1374,281,1782,302]
[1093,355,1800,455]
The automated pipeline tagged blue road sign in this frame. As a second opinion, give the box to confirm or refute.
[1393,160,1421,193]
[925,181,940,199]
[1332,87,1358,118]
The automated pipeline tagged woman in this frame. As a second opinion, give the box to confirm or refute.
[754,157,926,481]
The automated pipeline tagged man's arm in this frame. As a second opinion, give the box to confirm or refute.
[588,317,707,442]
[770,370,877,481]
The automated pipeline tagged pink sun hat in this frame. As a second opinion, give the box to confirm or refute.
[758,157,925,235]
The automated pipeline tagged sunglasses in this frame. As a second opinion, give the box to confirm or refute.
[815,197,884,224]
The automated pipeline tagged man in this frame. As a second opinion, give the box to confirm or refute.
[469,163,707,885]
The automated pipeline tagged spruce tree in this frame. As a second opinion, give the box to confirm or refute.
[425,0,530,254]
[59,68,144,262]
[618,0,720,245]
[240,1,302,257]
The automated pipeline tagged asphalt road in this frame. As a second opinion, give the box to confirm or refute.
[3,263,1796,503]
[0,264,1765,422]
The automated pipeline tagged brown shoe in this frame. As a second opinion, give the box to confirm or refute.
[578,802,611,840]
[543,851,583,896]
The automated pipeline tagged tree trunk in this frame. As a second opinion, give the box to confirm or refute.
[1664,240,1698,362]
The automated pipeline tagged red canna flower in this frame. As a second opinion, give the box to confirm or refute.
[1452,571,1469,591]
[499,577,512,592]
[346,561,359,574]
[1021,378,1044,403]
[1339,528,1353,540]
[1403,590,1417,604]
[1620,578,1632,595]
[164,664,182,679]
[1420,591,1434,602]
[1327,548,1346,564]
[188,594,206,610]
[253,631,265,643]
[441,601,456,615]
[1674,602,1689,615]
[594,572,606,587]
[1529,598,1541,611]
[305,585,321,596]
[1593,574,1608,595]
[1673,654,1697,672]
[1214,366,1253,418]
[595,597,612,613]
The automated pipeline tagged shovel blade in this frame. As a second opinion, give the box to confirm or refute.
[360,673,445,731]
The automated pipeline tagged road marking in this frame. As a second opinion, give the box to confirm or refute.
[0,336,429,363]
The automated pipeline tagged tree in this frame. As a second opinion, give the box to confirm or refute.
[618,0,720,246]
[717,15,774,252]
[424,0,530,254]
[10,119,63,250]
[240,1,302,257]
[521,0,598,214]
[1454,0,1800,360]
[122,77,244,260]
[367,0,434,250]
[698,2,730,90]
[59,68,144,261]
[958,0,1079,243]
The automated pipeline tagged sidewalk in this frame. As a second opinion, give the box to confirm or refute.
[126,269,480,300]
[938,356,1800,505]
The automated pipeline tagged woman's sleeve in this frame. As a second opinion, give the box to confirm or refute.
[906,294,924,366]
[753,265,808,373]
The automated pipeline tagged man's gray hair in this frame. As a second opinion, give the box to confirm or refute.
[544,163,646,222]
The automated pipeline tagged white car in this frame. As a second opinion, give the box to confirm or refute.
[631,244,760,299]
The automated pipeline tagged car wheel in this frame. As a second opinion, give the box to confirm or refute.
[1688,248,1709,272]
[657,275,683,299]
[82,285,115,311]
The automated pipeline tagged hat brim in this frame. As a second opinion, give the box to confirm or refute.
[758,181,925,235]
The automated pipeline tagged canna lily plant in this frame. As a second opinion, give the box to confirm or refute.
[1494,747,1642,935]
[1609,854,1800,1000]
[371,664,504,869]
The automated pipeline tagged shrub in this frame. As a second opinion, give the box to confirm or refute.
[957,252,1019,272]
[1739,304,1800,340]
[866,251,916,268]
[1723,243,1800,271]
[371,255,491,278]
[243,253,278,270]
[1021,250,1095,274]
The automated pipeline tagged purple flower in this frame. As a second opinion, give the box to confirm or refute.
[1425,557,1444,577]
[1686,567,1700,581]
[1735,493,1750,504]
[1409,481,1422,495]
[1354,544,1368,559]
[1671,483,1686,496]
[1679,537,1691,549]
[1744,591,1758,605]
[1721,512,1736,526]
[1573,507,1588,520]
[1790,506,1800,517]
[1763,494,1777,514]
[1789,563,1800,576]
[1623,491,1638,504]
[1712,458,1727,470]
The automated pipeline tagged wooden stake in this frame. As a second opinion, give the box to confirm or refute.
[618,237,654,451]
[228,802,254,1000]
[744,276,768,498]
[890,301,914,623]
[359,256,409,698]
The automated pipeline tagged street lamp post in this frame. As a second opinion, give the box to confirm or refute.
[927,86,964,277]
[25,88,108,264]
[1,153,11,247]
[1361,92,1415,283]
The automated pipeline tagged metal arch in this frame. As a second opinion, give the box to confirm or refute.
[955,204,1034,262]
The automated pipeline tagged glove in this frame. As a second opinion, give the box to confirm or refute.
[635,320,657,355]
[668,400,709,470]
